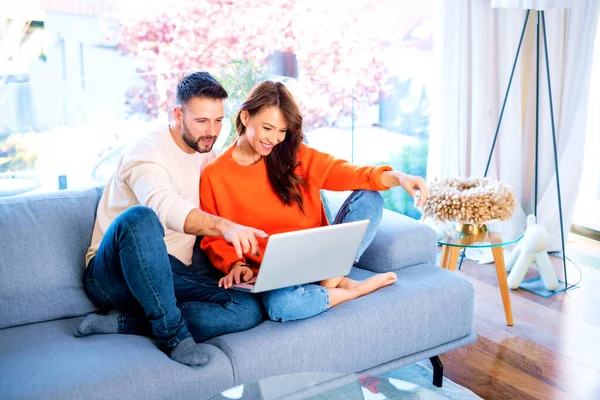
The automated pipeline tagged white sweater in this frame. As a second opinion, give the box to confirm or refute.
[86,128,215,266]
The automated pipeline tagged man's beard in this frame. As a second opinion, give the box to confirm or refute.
[182,121,218,153]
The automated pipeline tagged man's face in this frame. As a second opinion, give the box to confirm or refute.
[177,97,225,153]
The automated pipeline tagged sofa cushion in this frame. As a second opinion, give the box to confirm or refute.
[0,188,102,329]
[324,191,438,272]
[357,209,438,272]
[0,317,234,400]
[207,264,474,385]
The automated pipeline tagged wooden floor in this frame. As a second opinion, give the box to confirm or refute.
[440,233,600,400]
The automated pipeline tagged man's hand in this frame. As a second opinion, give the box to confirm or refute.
[219,262,254,289]
[220,221,268,258]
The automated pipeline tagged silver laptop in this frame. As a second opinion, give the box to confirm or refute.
[232,220,370,293]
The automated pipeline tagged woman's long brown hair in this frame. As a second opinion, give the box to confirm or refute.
[235,81,306,211]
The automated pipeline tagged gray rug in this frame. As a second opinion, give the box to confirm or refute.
[381,362,482,399]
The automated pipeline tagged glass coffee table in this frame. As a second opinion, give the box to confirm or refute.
[438,222,523,326]
[210,371,450,399]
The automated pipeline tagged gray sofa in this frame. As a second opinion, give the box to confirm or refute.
[0,187,476,399]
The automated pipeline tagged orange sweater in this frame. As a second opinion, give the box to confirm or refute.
[199,143,392,274]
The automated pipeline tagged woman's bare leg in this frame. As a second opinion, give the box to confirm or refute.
[320,276,344,288]
[327,272,397,308]
[336,277,359,289]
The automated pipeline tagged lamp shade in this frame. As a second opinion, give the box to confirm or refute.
[491,0,586,9]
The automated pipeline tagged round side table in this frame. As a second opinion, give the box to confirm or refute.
[438,225,523,326]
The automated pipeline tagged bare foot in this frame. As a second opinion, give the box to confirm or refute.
[327,273,398,308]
[336,277,360,290]
[354,272,397,297]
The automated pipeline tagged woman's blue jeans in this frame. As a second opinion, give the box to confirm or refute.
[261,190,384,322]
[84,206,262,351]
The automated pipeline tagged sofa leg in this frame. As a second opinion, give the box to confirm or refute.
[429,356,443,387]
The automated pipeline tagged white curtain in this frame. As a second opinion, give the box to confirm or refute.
[491,0,587,9]
[428,0,600,250]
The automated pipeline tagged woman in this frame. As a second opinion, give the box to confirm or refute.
[200,81,428,322]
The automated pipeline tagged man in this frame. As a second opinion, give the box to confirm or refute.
[75,72,266,366]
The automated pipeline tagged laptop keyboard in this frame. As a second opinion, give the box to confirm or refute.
[233,277,257,290]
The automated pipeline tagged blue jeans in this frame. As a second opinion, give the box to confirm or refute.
[261,190,384,322]
[84,206,262,350]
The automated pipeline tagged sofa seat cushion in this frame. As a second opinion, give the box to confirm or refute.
[0,317,234,400]
[207,264,474,385]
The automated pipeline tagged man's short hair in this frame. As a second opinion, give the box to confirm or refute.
[176,72,228,106]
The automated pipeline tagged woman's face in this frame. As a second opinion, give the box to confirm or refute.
[241,106,288,156]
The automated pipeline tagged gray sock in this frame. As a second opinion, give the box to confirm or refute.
[74,310,120,337]
[169,337,209,366]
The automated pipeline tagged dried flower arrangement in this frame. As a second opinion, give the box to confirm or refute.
[421,177,517,226]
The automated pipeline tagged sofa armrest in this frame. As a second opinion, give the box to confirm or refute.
[356,209,438,272]
[324,191,438,273]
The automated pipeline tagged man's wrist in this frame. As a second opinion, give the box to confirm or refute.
[215,217,231,237]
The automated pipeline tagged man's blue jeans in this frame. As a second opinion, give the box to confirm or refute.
[261,190,384,322]
[84,206,262,351]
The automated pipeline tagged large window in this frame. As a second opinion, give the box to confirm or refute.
[0,0,436,218]
[573,22,600,235]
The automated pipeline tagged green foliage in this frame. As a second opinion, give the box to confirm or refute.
[0,140,38,173]
[379,77,430,139]
[398,82,430,138]
[380,139,429,219]
[216,60,272,147]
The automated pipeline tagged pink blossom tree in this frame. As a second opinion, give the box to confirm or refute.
[117,0,394,130]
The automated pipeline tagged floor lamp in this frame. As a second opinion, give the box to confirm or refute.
[485,0,584,295]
